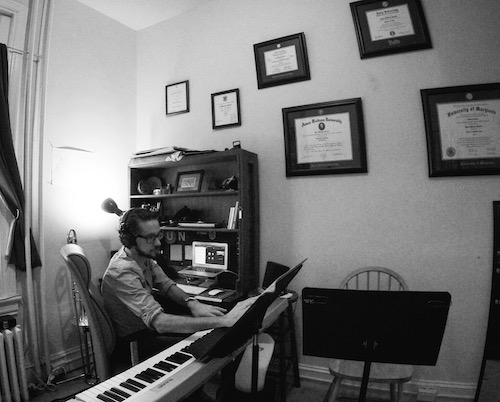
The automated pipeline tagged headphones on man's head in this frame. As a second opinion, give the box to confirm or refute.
[119,207,161,248]
[119,209,136,248]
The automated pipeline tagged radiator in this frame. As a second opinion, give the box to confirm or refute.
[0,326,29,402]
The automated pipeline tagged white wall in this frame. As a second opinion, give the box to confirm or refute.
[42,0,136,363]
[135,0,500,396]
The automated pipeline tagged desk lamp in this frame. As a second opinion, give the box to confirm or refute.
[101,198,123,216]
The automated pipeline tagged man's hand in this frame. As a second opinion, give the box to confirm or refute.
[188,300,226,317]
[221,296,258,327]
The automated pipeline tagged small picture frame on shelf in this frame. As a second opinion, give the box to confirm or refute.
[175,170,204,192]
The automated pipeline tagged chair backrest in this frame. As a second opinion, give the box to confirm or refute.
[60,244,116,381]
[340,266,408,291]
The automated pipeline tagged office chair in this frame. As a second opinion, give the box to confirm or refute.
[60,244,139,382]
[263,261,301,401]
[324,267,414,402]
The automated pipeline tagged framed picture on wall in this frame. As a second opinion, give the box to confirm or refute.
[282,98,368,177]
[253,32,310,89]
[421,82,500,177]
[350,0,432,59]
[211,88,241,129]
[166,80,189,115]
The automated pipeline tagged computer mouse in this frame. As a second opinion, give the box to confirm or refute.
[208,289,224,296]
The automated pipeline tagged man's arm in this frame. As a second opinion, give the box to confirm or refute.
[151,296,256,334]
[167,283,227,317]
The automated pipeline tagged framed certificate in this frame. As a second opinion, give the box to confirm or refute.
[282,99,367,177]
[211,88,241,129]
[166,80,189,115]
[254,32,310,89]
[421,83,500,177]
[350,0,431,59]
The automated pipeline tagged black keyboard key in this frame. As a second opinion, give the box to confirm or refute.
[145,368,164,380]
[96,394,115,402]
[167,352,192,365]
[103,390,125,402]
[135,372,155,383]
[120,381,140,393]
[110,387,130,398]
[126,378,146,389]
[154,361,177,372]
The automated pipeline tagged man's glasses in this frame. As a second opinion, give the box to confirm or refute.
[136,231,164,244]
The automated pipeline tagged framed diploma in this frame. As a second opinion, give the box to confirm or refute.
[282,99,367,177]
[253,32,310,89]
[211,88,241,129]
[421,83,500,177]
[350,0,431,59]
[166,80,189,115]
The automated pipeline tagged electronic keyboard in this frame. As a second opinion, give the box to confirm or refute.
[72,329,211,402]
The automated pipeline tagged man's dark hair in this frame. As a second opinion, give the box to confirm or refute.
[118,208,159,248]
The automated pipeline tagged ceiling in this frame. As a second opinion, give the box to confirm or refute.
[76,0,209,31]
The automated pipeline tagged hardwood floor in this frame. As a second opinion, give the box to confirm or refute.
[28,370,334,402]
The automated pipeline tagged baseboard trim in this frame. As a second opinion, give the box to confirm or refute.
[298,363,477,401]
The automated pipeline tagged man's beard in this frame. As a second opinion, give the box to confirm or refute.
[136,246,160,259]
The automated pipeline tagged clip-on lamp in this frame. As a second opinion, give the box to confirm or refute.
[101,198,124,216]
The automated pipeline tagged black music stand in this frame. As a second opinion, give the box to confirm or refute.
[302,288,451,402]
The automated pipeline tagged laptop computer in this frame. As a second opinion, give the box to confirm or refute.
[178,241,229,278]
[186,258,307,362]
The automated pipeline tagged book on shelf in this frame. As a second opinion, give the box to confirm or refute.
[233,201,239,229]
[226,201,239,229]
[227,207,235,229]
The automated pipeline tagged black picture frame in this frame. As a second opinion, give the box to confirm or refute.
[421,83,500,177]
[175,170,204,192]
[253,32,310,89]
[211,88,241,129]
[282,98,368,177]
[350,0,432,59]
[166,80,189,115]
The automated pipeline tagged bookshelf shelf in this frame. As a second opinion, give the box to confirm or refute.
[129,148,259,295]
[130,190,239,200]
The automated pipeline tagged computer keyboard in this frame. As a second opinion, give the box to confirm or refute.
[176,284,206,295]
[191,267,222,273]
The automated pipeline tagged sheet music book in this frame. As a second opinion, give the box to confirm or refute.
[187,258,307,361]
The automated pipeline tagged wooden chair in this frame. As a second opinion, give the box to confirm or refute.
[60,244,139,382]
[324,267,414,402]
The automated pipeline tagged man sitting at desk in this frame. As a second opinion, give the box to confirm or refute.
[101,207,253,361]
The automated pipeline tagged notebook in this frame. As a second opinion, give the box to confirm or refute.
[186,258,307,362]
[178,241,229,278]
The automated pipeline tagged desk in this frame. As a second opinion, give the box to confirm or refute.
[72,297,289,402]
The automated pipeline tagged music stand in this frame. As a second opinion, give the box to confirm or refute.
[302,288,451,402]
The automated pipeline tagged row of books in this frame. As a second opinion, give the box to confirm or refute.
[227,201,240,229]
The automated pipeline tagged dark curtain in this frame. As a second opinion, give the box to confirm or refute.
[0,43,41,270]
